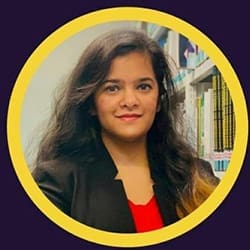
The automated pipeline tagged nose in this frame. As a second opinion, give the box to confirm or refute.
[119,88,139,109]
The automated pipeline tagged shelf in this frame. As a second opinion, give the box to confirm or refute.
[145,22,231,176]
[151,26,166,40]
[190,58,214,85]
[176,58,214,90]
[214,171,225,179]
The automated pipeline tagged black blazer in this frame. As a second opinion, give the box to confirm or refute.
[32,140,218,233]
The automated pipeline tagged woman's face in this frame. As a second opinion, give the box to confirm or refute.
[94,51,159,143]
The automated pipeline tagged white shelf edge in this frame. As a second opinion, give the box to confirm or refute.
[214,171,226,179]
[191,58,214,85]
[176,58,214,91]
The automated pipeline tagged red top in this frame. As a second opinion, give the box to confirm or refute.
[128,196,164,233]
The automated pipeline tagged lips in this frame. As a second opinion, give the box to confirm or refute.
[116,113,142,121]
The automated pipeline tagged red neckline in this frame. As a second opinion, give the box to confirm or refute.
[128,196,164,232]
[128,196,155,207]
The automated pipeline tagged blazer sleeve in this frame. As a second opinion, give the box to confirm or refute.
[32,160,75,215]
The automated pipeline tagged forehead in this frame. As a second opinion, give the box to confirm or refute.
[108,52,154,76]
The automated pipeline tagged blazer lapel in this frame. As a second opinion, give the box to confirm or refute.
[85,140,136,233]
[153,180,179,226]
[149,154,179,226]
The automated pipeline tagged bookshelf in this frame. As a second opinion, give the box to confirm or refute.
[151,26,166,41]
[143,23,235,179]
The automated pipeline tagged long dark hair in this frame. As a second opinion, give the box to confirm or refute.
[35,28,217,217]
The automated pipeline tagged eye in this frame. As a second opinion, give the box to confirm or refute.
[137,83,152,91]
[104,85,120,93]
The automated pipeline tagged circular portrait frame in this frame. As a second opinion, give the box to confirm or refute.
[7,7,248,247]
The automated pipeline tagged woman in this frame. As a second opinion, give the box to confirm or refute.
[32,28,219,233]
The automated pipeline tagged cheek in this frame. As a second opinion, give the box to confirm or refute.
[95,96,114,116]
[145,96,159,113]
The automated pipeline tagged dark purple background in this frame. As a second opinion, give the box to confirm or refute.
[1,1,249,249]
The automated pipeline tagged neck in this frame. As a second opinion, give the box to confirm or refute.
[101,132,149,169]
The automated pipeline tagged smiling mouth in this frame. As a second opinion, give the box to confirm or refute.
[116,114,142,121]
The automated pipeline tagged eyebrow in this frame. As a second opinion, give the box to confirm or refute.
[103,77,156,84]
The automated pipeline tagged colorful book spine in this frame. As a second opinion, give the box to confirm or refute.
[211,68,235,173]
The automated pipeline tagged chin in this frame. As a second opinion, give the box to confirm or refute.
[101,128,149,143]
[116,133,147,143]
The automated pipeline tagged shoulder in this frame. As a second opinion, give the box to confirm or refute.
[32,158,81,182]
[32,152,111,190]
[32,158,90,214]
[32,158,83,193]
[31,155,98,188]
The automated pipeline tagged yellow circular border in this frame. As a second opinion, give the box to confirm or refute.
[7,7,248,247]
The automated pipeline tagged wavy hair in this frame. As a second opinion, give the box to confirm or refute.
[35,28,218,217]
